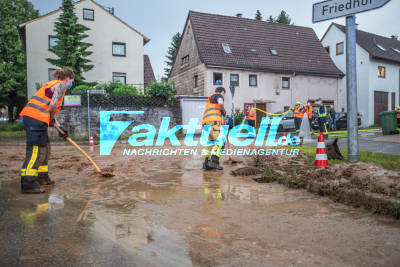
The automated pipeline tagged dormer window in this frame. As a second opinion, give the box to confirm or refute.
[391,47,400,54]
[222,43,231,54]
[376,44,387,51]
[181,55,189,65]
[269,48,278,56]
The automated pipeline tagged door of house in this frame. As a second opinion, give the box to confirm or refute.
[255,103,266,128]
[374,91,388,124]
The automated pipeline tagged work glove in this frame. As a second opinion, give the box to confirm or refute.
[58,126,69,140]
[221,109,226,117]
[49,118,55,127]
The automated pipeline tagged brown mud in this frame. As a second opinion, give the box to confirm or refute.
[1,142,400,266]
[253,152,400,218]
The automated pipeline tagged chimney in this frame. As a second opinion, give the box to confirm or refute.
[236,13,243,18]
[391,35,398,40]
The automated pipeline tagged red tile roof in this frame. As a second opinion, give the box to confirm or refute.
[332,23,400,64]
[189,11,344,77]
[144,55,155,86]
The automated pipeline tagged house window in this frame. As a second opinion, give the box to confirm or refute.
[325,46,330,54]
[222,43,231,54]
[181,55,189,65]
[230,74,239,86]
[194,75,198,88]
[282,77,290,89]
[112,42,126,56]
[336,42,344,55]
[269,48,278,56]
[48,68,56,81]
[213,73,223,85]
[378,66,386,78]
[83,8,94,20]
[112,72,126,84]
[48,36,58,49]
[392,47,400,54]
[249,74,257,86]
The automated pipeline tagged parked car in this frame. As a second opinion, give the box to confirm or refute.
[277,111,295,132]
[311,112,362,130]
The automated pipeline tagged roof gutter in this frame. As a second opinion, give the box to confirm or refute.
[206,64,345,78]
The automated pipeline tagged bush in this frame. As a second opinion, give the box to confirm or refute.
[145,81,176,102]
[95,81,124,95]
[112,85,141,96]
[73,84,92,92]
[0,122,24,131]
[234,109,245,126]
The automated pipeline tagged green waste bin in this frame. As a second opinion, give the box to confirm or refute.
[379,111,398,135]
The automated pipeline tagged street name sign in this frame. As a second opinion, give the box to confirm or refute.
[313,0,391,23]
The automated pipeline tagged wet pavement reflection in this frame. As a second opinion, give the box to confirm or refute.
[1,144,400,266]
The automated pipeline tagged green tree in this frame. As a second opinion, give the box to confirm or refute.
[266,11,293,24]
[164,32,181,77]
[255,10,263,20]
[146,81,176,103]
[275,10,292,24]
[46,0,93,86]
[0,0,38,121]
[267,15,275,22]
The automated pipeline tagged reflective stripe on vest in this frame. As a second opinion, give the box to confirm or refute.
[318,105,327,117]
[202,93,223,125]
[248,107,256,120]
[294,106,304,118]
[307,105,313,119]
[19,80,66,125]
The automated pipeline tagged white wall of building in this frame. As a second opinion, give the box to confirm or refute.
[321,24,400,126]
[203,68,342,115]
[25,0,145,98]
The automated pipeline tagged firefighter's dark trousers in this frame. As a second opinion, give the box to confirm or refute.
[21,116,50,189]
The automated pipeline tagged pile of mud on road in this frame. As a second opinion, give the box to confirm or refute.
[248,152,400,219]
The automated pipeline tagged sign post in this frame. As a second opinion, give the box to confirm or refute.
[313,0,391,162]
[87,89,105,142]
[345,15,359,161]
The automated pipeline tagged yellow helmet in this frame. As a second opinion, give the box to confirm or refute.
[295,101,301,106]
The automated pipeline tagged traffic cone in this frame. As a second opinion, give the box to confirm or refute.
[281,132,288,146]
[314,132,328,167]
[89,133,94,146]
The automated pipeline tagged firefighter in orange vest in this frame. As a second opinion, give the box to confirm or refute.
[293,101,305,130]
[202,87,226,170]
[247,106,256,127]
[19,69,74,193]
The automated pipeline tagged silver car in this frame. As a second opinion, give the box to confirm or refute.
[278,111,295,132]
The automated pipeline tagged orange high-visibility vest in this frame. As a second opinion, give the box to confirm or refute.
[306,105,313,119]
[202,93,224,126]
[294,106,304,118]
[248,107,256,121]
[397,107,400,119]
[20,80,67,125]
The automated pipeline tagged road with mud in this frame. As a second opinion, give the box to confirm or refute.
[1,142,400,266]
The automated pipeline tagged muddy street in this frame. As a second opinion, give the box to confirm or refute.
[1,142,400,266]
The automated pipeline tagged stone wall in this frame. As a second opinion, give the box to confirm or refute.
[53,105,182,138]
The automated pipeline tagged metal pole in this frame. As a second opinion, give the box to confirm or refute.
[87,90,91,142]
[232,96,235,127]
[346,15,359,162]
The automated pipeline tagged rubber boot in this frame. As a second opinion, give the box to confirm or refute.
[210,155,223,170]
[21,176,45,194]
[38,173,55,189]
[203,157,212,170]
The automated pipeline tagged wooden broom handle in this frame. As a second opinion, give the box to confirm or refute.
[54,124,102,174]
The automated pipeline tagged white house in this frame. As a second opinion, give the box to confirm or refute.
[321,23,400,126]
[18,0,153,98]
[169,11,344,127]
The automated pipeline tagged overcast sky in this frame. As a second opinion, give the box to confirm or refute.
[29,0,400,80]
